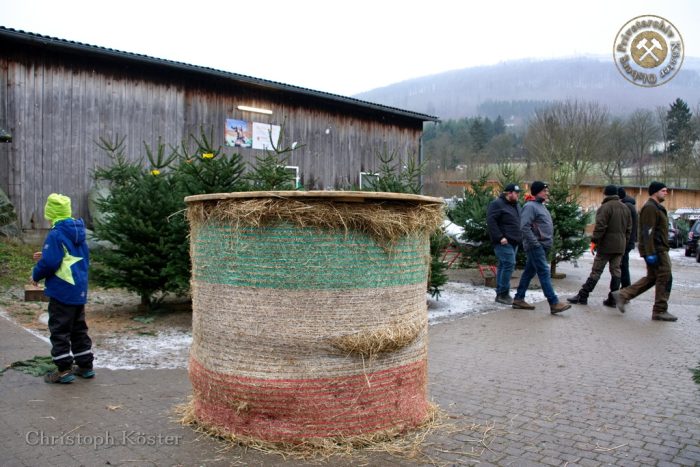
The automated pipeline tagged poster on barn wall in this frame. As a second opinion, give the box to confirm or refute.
[225,119,253,148]
[252,122,281,150]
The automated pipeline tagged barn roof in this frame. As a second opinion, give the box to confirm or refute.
[0,26,438,123]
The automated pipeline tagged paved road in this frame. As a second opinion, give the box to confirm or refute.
[1,252,699,466]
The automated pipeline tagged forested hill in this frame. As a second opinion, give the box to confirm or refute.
[354,57,700,121]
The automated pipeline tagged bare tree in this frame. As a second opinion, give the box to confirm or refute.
[599,117,631,183]
[525,100,608,186]
[626,109,659,185]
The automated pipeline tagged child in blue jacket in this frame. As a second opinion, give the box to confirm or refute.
[31,193,94,383]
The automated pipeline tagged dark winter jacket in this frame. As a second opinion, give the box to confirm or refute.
[32,218,90,305]
[486,194,522,246]
[520,197,554,251]
[638,198,669,257]
[591,195,632,255]
[621,195,638,250]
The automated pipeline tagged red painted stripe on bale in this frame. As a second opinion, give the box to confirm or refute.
[190,361,426,405]
[189,357,428,441]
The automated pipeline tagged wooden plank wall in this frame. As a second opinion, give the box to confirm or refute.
[443,180,700,212]
[576,184,700,212]
[1,56,422,230]
[0,57,8,196]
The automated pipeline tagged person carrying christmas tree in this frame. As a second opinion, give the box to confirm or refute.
[31,193,94,383]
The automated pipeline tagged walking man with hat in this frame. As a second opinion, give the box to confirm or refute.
[486,183,522,305]
[512,181,571,314]
[567,184,631,306]
[612,181,677,321]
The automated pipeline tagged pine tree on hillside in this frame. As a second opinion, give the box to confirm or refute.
[667,98,696,155]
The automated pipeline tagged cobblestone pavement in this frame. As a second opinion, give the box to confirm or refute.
[1,254,699,466]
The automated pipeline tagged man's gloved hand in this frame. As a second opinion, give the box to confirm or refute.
[590,242,597,256]
[644,254,659,266]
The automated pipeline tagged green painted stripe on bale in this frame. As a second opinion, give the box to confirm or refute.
[191,224,429,289]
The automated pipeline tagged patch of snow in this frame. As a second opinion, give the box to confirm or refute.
[96,330,192,370]
[441,219,466,245]
[427,281,545,324]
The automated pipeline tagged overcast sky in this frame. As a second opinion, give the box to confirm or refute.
[2,0,698,96]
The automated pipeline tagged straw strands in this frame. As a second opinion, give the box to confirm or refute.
[186,196,444,246]
[176,398,449,462]
[185,192,443,444]
[329,319,424,359]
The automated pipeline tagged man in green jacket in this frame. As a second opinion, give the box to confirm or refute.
[568,185,631,306]
[612,182,677,321]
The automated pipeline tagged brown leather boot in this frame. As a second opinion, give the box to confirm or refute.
[512,299,535,310]
[550,302,571,314]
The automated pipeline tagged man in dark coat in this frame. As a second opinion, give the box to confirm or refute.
[609,187,638,301]
[613,182,677,321]
[568,185,631,306]
[486,183,523,304]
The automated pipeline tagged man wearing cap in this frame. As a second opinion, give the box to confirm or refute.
[512,181,571,314]
[612,182,677,321]
[486,183,523,305]
[567,185,631,306]
[31,193,95,383]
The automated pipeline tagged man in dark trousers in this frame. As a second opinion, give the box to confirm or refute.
[512,181,571,314]
[605,186,637,307]
[486,183,522,305]
[612,181,677,321]
[567,185,631,306]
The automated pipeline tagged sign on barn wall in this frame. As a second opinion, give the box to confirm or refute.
[252,122,281,150]
[225,119,281,150]
[225,119,252,148]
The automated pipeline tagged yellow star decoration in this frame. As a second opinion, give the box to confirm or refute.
[56,246,83,285]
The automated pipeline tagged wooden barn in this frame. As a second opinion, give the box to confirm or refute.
[0,26,437,233]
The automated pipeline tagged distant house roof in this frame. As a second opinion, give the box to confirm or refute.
[0,26,438,124]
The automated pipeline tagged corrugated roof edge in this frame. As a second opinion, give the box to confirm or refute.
[0,26,439,123]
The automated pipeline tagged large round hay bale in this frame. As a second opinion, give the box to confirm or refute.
[185,191,444,443]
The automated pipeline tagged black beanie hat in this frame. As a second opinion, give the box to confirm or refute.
[531,181,547,196]
[604,184,617,196]
[648,181,667,195]
[617,187,627,199]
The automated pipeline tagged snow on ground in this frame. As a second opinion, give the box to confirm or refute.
[95,330,192,370]
[428,281,544,323]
